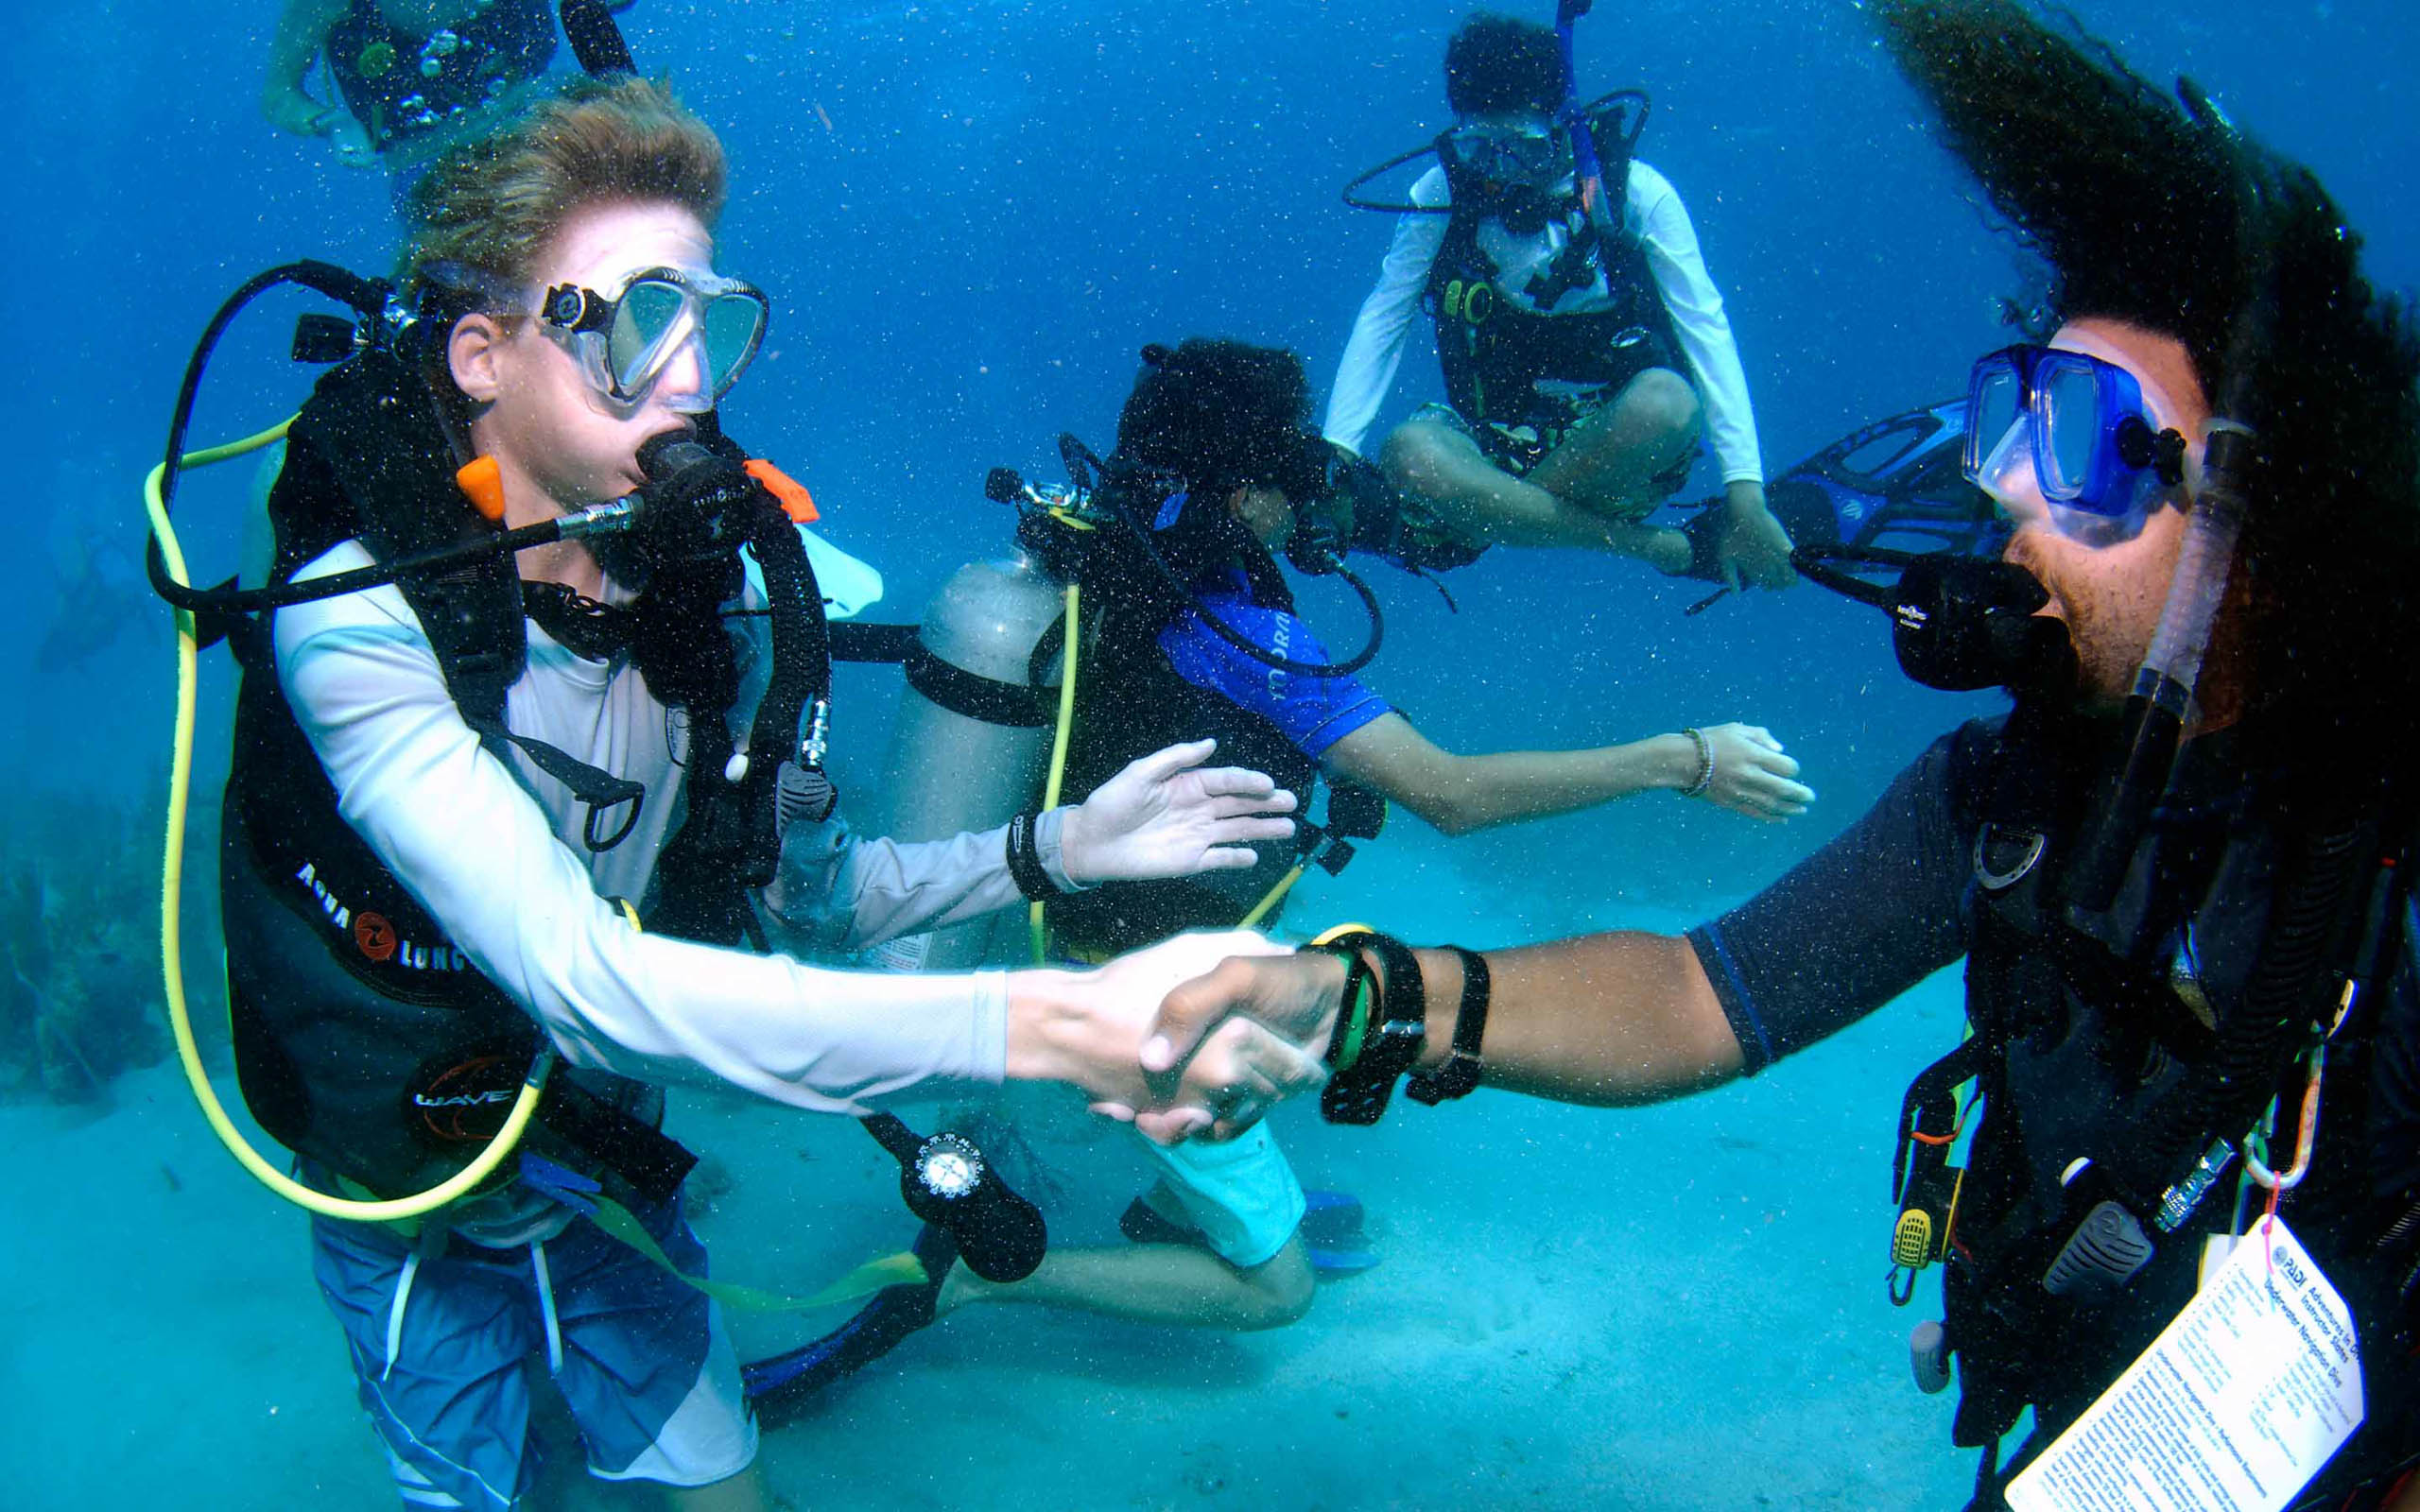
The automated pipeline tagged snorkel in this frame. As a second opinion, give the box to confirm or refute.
[1554,0,1622,248]
[2061,80,2275,910]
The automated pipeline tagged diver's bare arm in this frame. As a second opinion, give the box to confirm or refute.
[1154,932,1745,1109]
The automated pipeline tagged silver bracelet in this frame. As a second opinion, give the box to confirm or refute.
[1681,727,1715,799]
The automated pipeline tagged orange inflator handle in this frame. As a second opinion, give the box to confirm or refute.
[744,458,819,523]
[456,455,507,523]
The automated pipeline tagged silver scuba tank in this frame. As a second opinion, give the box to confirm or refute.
[866,548,1069,971]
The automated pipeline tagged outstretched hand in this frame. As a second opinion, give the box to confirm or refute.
[1691,723,1815,821]
[1059,739,1297,885]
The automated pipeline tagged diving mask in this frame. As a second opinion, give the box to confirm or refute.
[1437,118,1574,197]
[538,266,769,413]
[1964,344,2188,547]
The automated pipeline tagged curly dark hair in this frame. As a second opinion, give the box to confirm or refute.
[1873,0,2420,763]
[1092,339,1309,633]
[1444,12,1568,119]
[1115,339,1317,494]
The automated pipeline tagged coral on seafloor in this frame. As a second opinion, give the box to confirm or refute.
[0,792,172,1104]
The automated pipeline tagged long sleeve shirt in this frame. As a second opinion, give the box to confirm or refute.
[1323,159,1764,487]
[273,532,1073,1122]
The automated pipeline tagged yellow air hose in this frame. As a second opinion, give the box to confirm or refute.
[147,419,551,1223]
[1028,581,1081,963]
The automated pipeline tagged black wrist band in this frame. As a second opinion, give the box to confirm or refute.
[1321,932,1426,1126]
[1005,812,1064,902]
[1407,947,1490,1106]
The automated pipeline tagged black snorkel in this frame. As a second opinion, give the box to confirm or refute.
[558,0,636,75]
[2060,78,2276,911]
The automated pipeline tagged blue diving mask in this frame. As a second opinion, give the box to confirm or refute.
[1964,344,2189,547]
[538,266,769,414]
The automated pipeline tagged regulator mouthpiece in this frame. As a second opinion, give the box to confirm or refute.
[1794,544,2076,696]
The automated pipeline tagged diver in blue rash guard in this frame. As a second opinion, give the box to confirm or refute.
[747,337,1814,1407]
[1063,340,1816,930]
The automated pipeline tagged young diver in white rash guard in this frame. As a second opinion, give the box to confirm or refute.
[1326,11,1795,589]
[221,77,1322,1512]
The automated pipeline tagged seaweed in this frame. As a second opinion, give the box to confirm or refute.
[0,790,176,1104]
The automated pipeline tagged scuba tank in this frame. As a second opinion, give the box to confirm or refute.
[868,546,1071,970]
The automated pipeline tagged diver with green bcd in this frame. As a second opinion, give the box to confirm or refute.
[153,77,1325,1510]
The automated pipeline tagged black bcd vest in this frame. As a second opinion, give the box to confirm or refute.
[1425,180,1682,436]
[220,347,808,1201]
[1908,713,2419,1506]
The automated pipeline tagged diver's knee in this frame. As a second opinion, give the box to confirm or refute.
[1378,419,1464,496]
[1238,1239,1316,1329]
[1618,368,1702,444]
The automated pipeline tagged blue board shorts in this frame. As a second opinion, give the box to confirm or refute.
[310,1194,755,1511]
[1138,1122,1307,1268]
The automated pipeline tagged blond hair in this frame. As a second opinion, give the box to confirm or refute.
[402,76,727,304]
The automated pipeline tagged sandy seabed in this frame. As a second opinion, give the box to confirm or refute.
[4,883,1984,1511]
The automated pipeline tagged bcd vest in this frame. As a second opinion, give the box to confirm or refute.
[1042,601,1321,958]
[219,347,806,1202]
[1425,198,1682,437]
[1901,714,2418,1505]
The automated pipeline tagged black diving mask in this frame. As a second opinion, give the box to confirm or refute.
[1436,119,1572,237]
[1794,544,2076,696]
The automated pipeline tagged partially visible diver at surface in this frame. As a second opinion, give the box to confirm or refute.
[187,77,1321,1511]
[1145,3,2420,1508]
[1327,9,1797,591]
[261,0,633,179]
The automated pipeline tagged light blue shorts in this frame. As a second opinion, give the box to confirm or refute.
[310,1194,755,1510]
[1138,1122,1307,1268]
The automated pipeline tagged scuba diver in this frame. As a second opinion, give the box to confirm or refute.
[745,335,1811,1408]
[162,77,1319,1510]
[262,0,633,180]
[1327,8,1795,589]
[1141,3,2420,1508]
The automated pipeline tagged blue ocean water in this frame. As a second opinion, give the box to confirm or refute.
[2,1,2414,1507]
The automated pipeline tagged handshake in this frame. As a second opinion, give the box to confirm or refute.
[1003,931,1351,1144]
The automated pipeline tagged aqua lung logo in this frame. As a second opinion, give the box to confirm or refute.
[293,861,471,973]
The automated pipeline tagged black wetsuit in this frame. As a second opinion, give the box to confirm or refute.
[1686,717,2419,1507]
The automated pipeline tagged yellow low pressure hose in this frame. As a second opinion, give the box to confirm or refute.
[147,419,551,1223]
[1028,581,1081,963]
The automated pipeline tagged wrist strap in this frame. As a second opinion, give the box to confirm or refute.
[1407,947,1490,1106]
[1005,812,1065,902]
[1320,932,1426,1126]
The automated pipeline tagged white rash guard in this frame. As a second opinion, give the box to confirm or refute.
[1322,159,1765,488]
[274,530,1081,1121]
